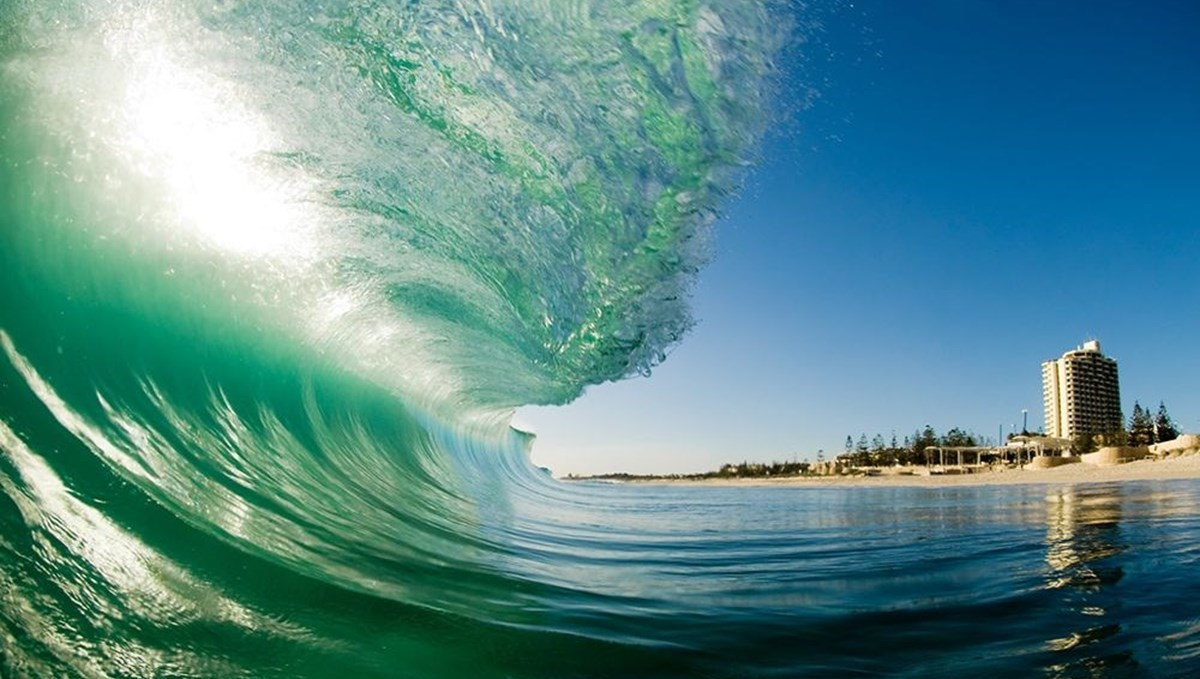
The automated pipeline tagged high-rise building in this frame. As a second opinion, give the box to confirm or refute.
[1041,340,1122,439]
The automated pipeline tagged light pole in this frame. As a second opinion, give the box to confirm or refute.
[1022,409,1028,434]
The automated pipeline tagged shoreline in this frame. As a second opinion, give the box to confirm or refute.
[579,455,1200,489]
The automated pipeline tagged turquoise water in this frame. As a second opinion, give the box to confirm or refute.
[4,1,1200,677]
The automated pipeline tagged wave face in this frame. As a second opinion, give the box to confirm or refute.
[0,1,787,676]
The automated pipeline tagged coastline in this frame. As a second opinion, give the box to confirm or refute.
[591,454,1200,488]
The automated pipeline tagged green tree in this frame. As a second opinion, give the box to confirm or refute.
[867,434,885,466]
[894,435,913,465]
[853,434,870,466]
[1071,431,1098,455]
[845,435,854,453]
[1097,427,1129,448]
[1129,402,1155,446]
[1154,402,1180,442]
[910,425,938,465]
[942,427,977,447]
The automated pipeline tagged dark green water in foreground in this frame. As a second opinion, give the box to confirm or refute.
[4,1,1200,677]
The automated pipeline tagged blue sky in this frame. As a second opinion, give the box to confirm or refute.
[518,0,1200,476]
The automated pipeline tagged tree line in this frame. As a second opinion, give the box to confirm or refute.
[1073,400,1180,454]
[837,425,986,467]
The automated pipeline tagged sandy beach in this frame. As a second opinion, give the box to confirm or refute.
[623,454,1200,488]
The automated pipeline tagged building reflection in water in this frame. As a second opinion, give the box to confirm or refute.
[1041,484,1137,676]
[1044,485,1125,586]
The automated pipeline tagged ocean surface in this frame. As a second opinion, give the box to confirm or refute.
[4,1,1200,677]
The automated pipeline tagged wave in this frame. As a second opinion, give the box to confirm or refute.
[1,0,782,413]
[0,1,787,676]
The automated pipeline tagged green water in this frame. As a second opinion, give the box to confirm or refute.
[0,1,795,676]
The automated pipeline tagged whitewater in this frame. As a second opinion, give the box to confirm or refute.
[5,1,1200,677]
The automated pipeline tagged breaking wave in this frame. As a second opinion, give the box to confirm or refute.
[0,1,787,676]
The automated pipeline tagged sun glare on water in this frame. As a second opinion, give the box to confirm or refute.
[121,48,315,259]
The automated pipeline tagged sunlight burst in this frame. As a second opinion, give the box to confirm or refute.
[122,50,312,258]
